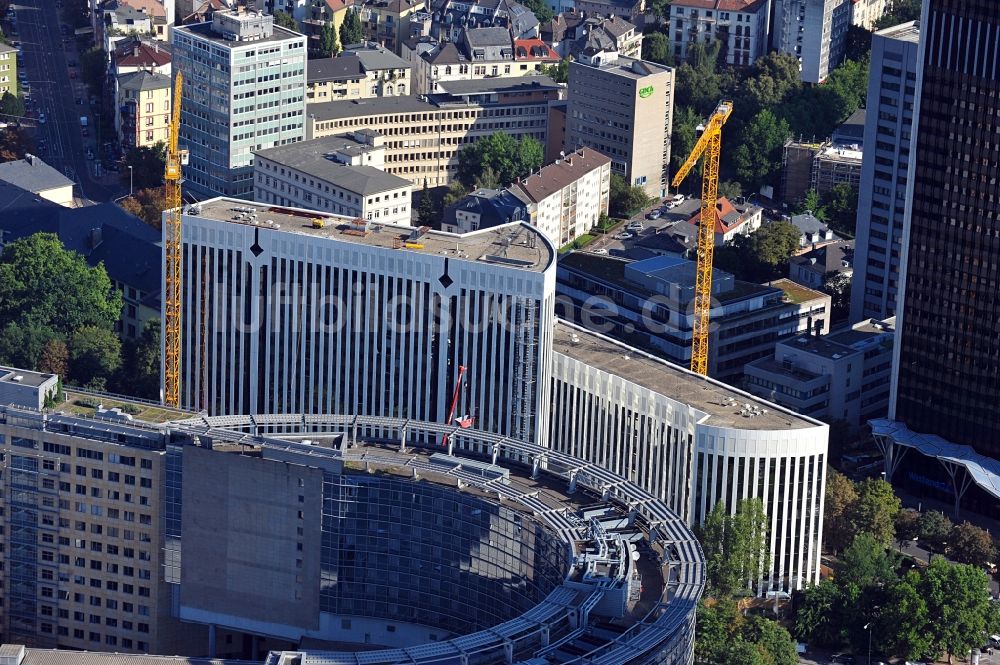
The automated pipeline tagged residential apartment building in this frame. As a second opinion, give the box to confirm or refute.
[667,0,770,67]
[565,48,674,199]
[572,0,644,23]
[357,0,426,54]
[685,196,763,246]
[509,148,611,247]
[556,253,830,382]
[442,188,527,233]
[774,0,852,83]
[550,321,829,592]
[849,22,917,323]
[849,0,887,30]
[253,131,413,225]
[875,0,1000,518]
[170,197,557,444]
[111,37,172,80]
[115,71,172,151]
[306,75,562,187]
[744,316,895,428]
[542,13,642,60]
[0,43,17,96]
[173,9,307,198]
[305,43,410,102]
[789,239,853,290]
[0,387,205,654]
[782,138,863,203]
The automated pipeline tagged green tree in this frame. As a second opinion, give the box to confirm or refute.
[0,233,122,339]
[124,143,167,190]
[917,510,953,551]
[80,46,108,98]
[823,272,851,323]
[121,318,160,399]
[751,220,801,271]
[0,321,59,370]
[456,133,543,189]
[642,32,672,66]
[272,10,298,31]
[318,20,339,58]
[671,105,702,177]
[717,180,742,200]
[697,498,770,597]
[837,533,899,592]
[339,10,363,47]
[69,325,122,390]
[741,52,802,111]
[874,0,922,30]
[541,57,570,83]
[824,469,859,554]
[742,614,798,665]
[39,338,70,378]
[844,24,873,62]
[121,187,167,229]
[948,521,995,568]
[794,189,827,220]
[733,109,791,191]
[442,180,469,209]
[608,173,652,218]
[794,579,844,647]
[882,568,934,660]
[0,90,25,119]
[673,41,723,113]
[850,477,900,548]
[894,508,920,543]
[647,0,670,19]
[822,183,859,237]
[0,126,30,162]
[697,599,797,665]
[417,182,435,226]
[518,0,553,24]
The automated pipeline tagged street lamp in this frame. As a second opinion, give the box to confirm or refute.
[127,165,133,196]
[864,622,873,665]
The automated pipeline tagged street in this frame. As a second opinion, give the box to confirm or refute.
[11,0,119,202]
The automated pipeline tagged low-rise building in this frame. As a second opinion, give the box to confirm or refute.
[542,13,642,60]
[306,75,563,186]
[556,253,831,382]
[443,187,527,232]
[115,70,172,151]
[744,316,895,427]
[253,131,413,225]
[0,366,58,410]
[667,0,771,66]
[0,155,75,207]
[686,196,762,246]
[789,212,837,247]
[789,239,853,289]
[0,43,18,96]
[306,43,411,102]
[357,0,426,54]
[781,138,863,203]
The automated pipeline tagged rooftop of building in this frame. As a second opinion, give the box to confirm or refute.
[687,196,761,235]
[176,16,303,46]
[188,197,554,272]
[0,154,74,193]
[768,278,827,305]
[877,19,920,43]
[789,212,831,236]
[832,107,866,143]
[0,366,55,389]
[513,37,559,60]
[553,321,819,430]
[433,74,562,95]
[112,35,172,67]
[117,69,172,92]
[0,644,257,665]
[666,0,768,11]
[0,42,16,55]
[817,141,863,162]
[571,53,671,79]
[51,388,194,424]
[465,25,512,47]
[307,44,410,82]
[307,94,435,121]
[422,41,466,64]
[790,239,854,274]
[509,148,610,204]
[254,137,410,195]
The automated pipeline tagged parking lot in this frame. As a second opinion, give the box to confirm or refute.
[585,197,705,256]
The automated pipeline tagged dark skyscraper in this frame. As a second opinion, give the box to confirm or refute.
[875,0,1000,515]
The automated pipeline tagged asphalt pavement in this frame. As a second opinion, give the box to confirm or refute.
[12,0,119,202]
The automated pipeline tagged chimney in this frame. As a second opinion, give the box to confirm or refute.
[25,153,34,165]
[134,45,139,56]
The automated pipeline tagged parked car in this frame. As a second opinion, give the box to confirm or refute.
[831,655,855,665]
[613,232,634,241]
[646,210,661,220]
[627,221,644,232]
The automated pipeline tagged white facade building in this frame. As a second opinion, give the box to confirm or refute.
[667,0,771,67]
[168,197,557,444]
[774,0,852,83]
[549,321,829,593]
[173,10,307,198]
[253,131,414,226]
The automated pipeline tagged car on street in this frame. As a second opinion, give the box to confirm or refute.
[627,221,644,232]
[591,248,608,255]
[614,232,634,241]
[646,209,661,220]
[830,654,855,664]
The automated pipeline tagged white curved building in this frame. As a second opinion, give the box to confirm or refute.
[549,321,829,592]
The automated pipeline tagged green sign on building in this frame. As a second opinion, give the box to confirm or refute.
[638,85,654,99]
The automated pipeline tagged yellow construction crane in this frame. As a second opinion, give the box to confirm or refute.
[163,72,185,407]
[670,100,733,376]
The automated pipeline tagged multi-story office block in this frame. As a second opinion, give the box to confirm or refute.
[306,76,562,187]
[874,0,1000,518]
[849,22,918,323]
[774,0,852,83]
[564,48,674,199]
[556,253,830,382]
[549,321,829,592]
[744,316,895,428]
[169,197,556,443]
[253,131,414,226]
[173,9,307,198]
[667,0,771,67]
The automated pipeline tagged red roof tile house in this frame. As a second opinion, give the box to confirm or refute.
[687,196,763,246]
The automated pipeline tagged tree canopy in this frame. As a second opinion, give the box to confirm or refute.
[124,143,166,191]
[642,33,672,66]
[456,132,543,190]
[0,126,30,163]
[318,20,339,58]
[540,57,569,83]
[916,510,953,551]
[609,173,652,218]
[120,187,167,229]
[697,498,770,597]
[714,220,801,282]
[518,0,553,24]
[697,600,797,665]
[823,468,860,555]
[732,109,790,191]
[121,319,161,400]
[948,521,995,568]
[272,10,298,31]
[851,477,901,548]
[339,10,363,47]
[0,91,25,120]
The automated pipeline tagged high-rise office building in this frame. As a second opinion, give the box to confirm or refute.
[849,22,919,323]
[173,9,307,199]
[874,0,1000,517]
[774,0,852,83]
[169,197,556,444]
[564,47,674,199]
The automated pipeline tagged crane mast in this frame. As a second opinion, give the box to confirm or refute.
[670,100,733,376]
[163,72,184,407]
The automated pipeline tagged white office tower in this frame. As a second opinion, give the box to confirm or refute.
[173,9,307,198]
[169,198,556,444]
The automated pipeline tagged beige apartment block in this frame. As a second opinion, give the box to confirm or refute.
[115,71,172,151]
[565,49,674,199]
